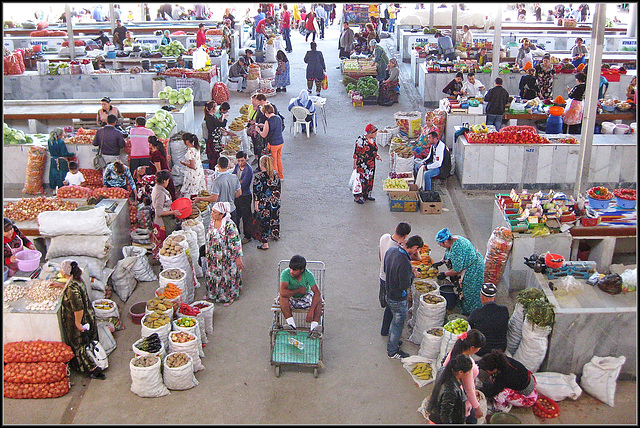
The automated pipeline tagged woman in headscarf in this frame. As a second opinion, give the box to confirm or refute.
[4,217,37,277]
[51,260,105,379]
[160,29,171,45]
[253,155,281,250]
[380,57,400,103]
[535,53,555,101]
[151,170,180,260]
[434,228,484,315]
[274,50,290,93]
[205,202,244,306]
[353,124,382,204]
[288,89,316,132]
[369,39,389,83]
[47,128,75,193]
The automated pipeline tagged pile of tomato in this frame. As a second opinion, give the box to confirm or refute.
[465,128,551,144]
[532,395,560,419]
[588,186,613,200]
[613,188,636,201]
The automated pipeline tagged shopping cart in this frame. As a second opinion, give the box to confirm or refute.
[270,260,325,378]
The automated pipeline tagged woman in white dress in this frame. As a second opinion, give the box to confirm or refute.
[179,132,206,197]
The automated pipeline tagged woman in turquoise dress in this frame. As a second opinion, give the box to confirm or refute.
[274,50,290,92]
[47,128,75,192]
[204,202,244,306]
[435,228,484,315]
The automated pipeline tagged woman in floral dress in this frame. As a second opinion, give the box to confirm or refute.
[353,123,382,204]
[179,133,206,197]
[534,54,555,100]
[252,155,281,250]
[274,50,290,92]
[205,202,244,306]
[435,228,485,315]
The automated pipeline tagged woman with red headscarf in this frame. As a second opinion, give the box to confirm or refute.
[353,124,382,204]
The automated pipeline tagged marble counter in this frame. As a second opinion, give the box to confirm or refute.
[3,72,216,104]
[530,273,636,379]
[417,63,636,105]
[453,132,637,190]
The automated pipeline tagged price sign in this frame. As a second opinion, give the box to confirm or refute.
[618,38,637,51]
[29,38,64,49]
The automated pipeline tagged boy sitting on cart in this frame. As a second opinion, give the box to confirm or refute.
[279,255,323,338]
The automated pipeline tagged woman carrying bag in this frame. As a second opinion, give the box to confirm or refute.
[151,170,181,260]
[47,128,75,193]
[562,72,586,134]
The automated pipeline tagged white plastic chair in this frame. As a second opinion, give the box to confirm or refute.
[290,105,312,138]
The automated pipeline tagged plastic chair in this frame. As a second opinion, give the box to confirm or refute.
[291,106,312,138]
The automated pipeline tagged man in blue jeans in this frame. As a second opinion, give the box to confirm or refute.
[483,77,510,131]
[383,235,424,359]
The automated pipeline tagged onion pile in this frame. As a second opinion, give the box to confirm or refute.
[91,187,130,199]
[55,186,93,199]
[3,282,27,302]
[3,197,78,222]
[4,379,70,399]
[25,279,63,303]
[4,341,75,363]
[4,362,68,384]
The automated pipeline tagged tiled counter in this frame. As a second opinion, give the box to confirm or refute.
[453,132,637,190]
[531,273,636,379]
[3,71,216,104]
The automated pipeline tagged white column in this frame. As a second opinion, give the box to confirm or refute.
[491,5,502,85]
[65,4,75,60]
[451,4,458,45]
[627,3,637,37]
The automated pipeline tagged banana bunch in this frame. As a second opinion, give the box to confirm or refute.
[239,104,250,115]
[471,123,489,134]
[414,280,437,294]
[228,116,247,131]
[412,363,433,380]
[196,190,211,211]
[392,145,414,158]
[225,135,242,152]
[416,265,438,279]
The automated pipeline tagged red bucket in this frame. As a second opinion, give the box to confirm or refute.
[171,197,193,219]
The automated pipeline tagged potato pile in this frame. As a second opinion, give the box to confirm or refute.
[142,312,171,329]
[194,190,211,212]
[166,352,190,368]
[422,294,445,305]
[427,327,444,337]
[171,332,195,343]
[132,355,158,367]
[160,268,184,281]
[159,236,184,257]
[224,135,242,152]
[146,296,173,313]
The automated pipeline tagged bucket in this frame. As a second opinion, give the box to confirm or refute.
[587,196,611,209]
[548,106,564,116]
[614,124,630,134]
[128,301,147,325]
[106,51,117,59]
[545,252,564,269]
[546,115,563,134]
[141,59,151,71]
[601,122,615,134]
[630,122,636,134]
[171,197,193,219]
[166,59,177,68]
[615,196,636,209]
[439,284,458,310]
[15,249,42,272]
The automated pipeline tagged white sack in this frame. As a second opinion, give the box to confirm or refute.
[96,321,117,356]
[419,327,444,362]
[533,372,582,401]
[513,316,552,373]
[38,206,111,236]
[109,256,138,302]
[163,352,199,390]
[409,294,446,345]
[177,309,207,344]
[580,355,627,407]
[92,299,120,319]
[46,235,111,260]
[140,313,172,351]
[436,324,469,371]
[172,318,204,358]
[402,355,437,387]
[506,302,525,355]
[132,337,167,360]
[129,356,170,398]
[192,300,214,334]
[122,246,157,282]
[169,331,205,372]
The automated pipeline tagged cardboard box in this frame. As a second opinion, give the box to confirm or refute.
[420,201,443,214]
[388,191,419,212]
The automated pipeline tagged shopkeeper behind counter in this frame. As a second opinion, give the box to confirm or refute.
[4,217,38,277]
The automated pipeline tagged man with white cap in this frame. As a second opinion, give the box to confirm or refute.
[467,283,510,357]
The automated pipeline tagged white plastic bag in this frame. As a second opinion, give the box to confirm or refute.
[38,206,111,236]
[402,355,437,387]
[129,356,170,398]
[122,246,157,282]
[580,355,626,407]
[533,372,582,401]
[92,299,120,320]
[348,169,362,195]
[620,268,637,292]
[163,352,199,390]
[109,256,138,302]
[169,331,205,372]
[419,327,444,362]
[556,275,584,295]
[409,294,446,345]
[513,316,553,373]
[192,47,208,70]
[192,300,214,334]
[46,235,111,259]
[172,318,204,358]
[506,302,525,355]
[96,321,117,356]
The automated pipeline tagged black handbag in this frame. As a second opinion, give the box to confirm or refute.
[93,133,107,170]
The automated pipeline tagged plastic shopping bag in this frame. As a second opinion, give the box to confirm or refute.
[348,169,362,195]
[322,73,328,90]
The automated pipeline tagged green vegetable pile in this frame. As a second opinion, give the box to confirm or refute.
[516,287,547,310]
[345,83,356,93]
[525,299,555,327]
[356,76,379,99]
[4,123,32,145]
[157,40,186,57]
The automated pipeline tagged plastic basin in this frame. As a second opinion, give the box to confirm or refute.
[489,412,522,424]
[548,106,564,116]
[439,284,458,310]
[545,252,565,269]
[614,124,630,135]
[616,196,636,209]
[587,195,611,209]
[171,197,193,219]
[128,301,147,325]
[15,249,42,272]
[602,104,616,112]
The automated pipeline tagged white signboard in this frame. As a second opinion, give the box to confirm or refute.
[186,37,198,47]
[136,37,161,47]
[4,39,14,51]
[408,35,438,47]
[28,38,64,49]
[618,38,637,51]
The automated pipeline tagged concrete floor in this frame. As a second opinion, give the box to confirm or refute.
[3,22,637,424]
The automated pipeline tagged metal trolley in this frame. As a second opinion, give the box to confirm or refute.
[270,260,325,378]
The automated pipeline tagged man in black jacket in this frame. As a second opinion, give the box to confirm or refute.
[468,283,510,357]
[93,114,126,164]
[383,235,423,359]
[484,77,511,131]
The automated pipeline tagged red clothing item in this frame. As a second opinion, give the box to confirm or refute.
[281,10,290,28]
[196,29,206,47]
[305,12,315,31]
[256,18,268,34]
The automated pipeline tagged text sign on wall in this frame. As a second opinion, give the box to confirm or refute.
[29,38,64,49]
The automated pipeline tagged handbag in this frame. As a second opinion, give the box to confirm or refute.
[249,211,263,240]
[562,98,584,125]
[93,132,108,170]
[84,331,108,370]
[322,73,328,90]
